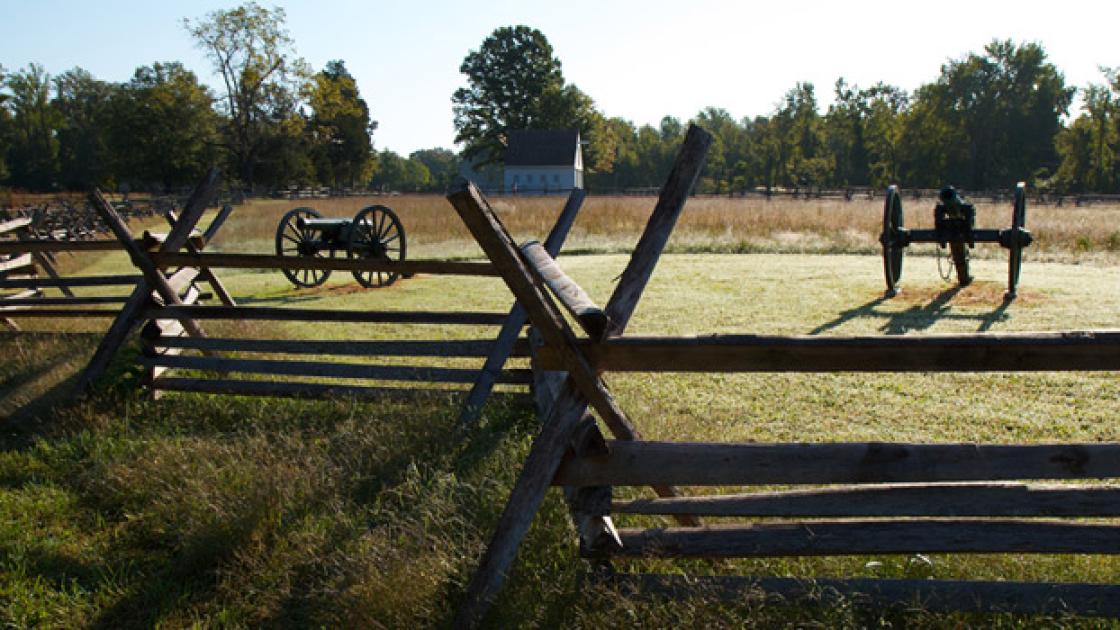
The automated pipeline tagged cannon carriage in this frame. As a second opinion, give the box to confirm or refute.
[275,204,406,288]
[879,182,1032,299]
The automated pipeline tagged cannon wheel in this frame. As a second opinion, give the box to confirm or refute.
[881,185,905,296]
[348,205,406,288]
[276,207,332,288]
[1007,182,1027,298]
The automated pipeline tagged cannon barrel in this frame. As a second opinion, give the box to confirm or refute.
[295,217,352,231]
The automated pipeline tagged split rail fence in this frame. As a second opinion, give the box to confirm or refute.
[0,196,230,332]
[67,169,587,420]
[451,124,1120,625]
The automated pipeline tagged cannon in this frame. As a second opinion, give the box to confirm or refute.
[275,204,406,288]
[879,182,1032,299]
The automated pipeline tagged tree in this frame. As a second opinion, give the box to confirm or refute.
[903,41,1072,189]
[451,25,564,167]
[371,150,429,192]
[1056,77,1117,192]
[0,65,11,183]
[52,67,116,190]
[410,148,459,192]
[109,62,220,191]
[5,63,60,190]
[305,60,376,188]
[185,2,310,190]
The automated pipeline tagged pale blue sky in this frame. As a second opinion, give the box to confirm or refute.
[2,0,1117,155]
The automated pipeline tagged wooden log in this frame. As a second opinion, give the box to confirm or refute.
[0,296,131,306]
[142,354,533,384]
[520,241,609,340]
[601,573,1120,617]
[448,181,637,628]
[29,251,75,298]
[0,217,33,235]
[0,275,142,289]
[458,188,586,426]
[149,252,499,277]
[531,331,1120,373]
[555,441,1120,487]
[0,253,33,273]
[161,168,222,253]
[89,189,208,343]
[76,171,221,394]
[602,124,713,337]
[141,231,205,251]
[449,128,716,626]
[604,520,1120,558]
[153,336,530,358]
[0,308,124,318]
[144,305,510,325]
[201,204,234,245]
[71,282,153,393]
[611,482,1120,517]
[164,209,236,307]
[165,267,202,295]
[149,377,532,403]
[0,240,126,254]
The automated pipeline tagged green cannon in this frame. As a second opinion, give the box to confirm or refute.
[275,205,406,288]
[879,183,1032,299]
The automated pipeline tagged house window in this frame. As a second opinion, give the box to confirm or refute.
[513,175,519,184]
[553,174,559,183]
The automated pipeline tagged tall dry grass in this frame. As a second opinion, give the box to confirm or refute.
[209,193,1120,263]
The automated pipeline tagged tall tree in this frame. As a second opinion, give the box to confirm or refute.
[0,64,11,183]
[5,63,60,190]
[109,62,220,191]
[904,41,1072,189]
[452,25,564,167]
[52,67,116,190]
[305,60,376,188]
[184,2,310,190]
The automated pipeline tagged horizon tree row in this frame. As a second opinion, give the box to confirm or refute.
[1,8,1118,195]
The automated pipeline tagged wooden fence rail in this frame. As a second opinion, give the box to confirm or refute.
[450,124,1120,624]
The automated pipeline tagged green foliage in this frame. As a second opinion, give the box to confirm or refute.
[305,60,376,188]
[452,25,564,167]
[1056,76,1118,193]
[452,25,616,174]
[4,63,61,190]
[370,149,430,192]
[51,68,116,190]
[409,147,460,192]
[108,62,219,191]
[184,1,310,190]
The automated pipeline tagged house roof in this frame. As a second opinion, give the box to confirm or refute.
[505,129,580,167]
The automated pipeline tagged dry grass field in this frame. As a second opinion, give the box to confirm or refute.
[211,193,1120,264]
[1,192,1119,627]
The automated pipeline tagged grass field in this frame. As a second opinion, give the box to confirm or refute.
[1,194,1119,627]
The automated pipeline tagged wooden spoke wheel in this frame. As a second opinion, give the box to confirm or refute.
[275,207,332,288]
[880,185,905,296]
[1007,182,1028,298]
[347,205,406,288]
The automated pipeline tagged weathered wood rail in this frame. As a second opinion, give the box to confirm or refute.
[450,125,1120,625]
[0,193,228,334]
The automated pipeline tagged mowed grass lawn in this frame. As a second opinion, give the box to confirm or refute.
[1,194,1120,627]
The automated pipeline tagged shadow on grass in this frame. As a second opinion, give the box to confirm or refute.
[810,286,1013,335]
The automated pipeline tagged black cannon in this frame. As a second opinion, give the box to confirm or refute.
[879,183,1032,299]
[275,205,406,288]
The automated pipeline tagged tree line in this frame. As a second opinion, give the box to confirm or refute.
[1,8,1118,196]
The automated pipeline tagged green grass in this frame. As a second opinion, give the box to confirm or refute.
[2,242,1120,626]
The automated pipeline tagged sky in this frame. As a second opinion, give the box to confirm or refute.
[2,0,1118,156]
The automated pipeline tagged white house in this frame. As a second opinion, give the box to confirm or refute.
[503,129,584,194]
